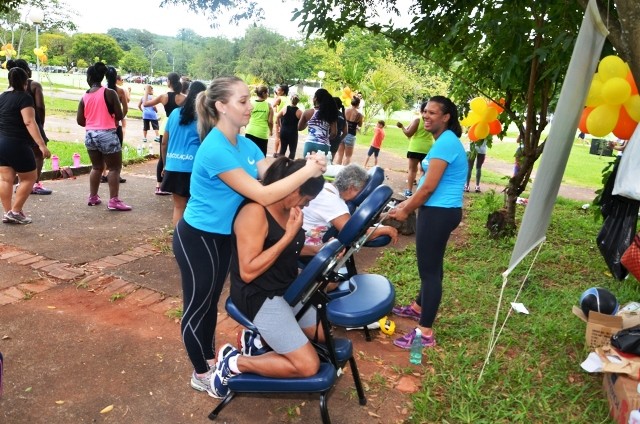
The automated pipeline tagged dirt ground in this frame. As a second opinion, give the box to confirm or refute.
[0,105,596,423]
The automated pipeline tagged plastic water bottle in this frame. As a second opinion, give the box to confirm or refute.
[72,153,81,168]
[327,151,333,165]
[409,328,423,365]
[51,155,59,171]
[136,146,143,156]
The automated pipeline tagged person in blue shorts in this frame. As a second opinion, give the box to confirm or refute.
[388,96,467,350]
[172,76,326,398]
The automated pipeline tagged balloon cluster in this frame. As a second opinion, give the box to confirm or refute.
[340,87,353,106]
[579,55,640,139]
[0,43,17,61]
[460,97,504,141]
[33,46,48,64]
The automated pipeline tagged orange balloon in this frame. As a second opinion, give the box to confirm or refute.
[488,101,504,114]
[613,106,639,140]
[468,124,478,141]
[627,72,639,96]
[488,119,502,135]
[578,107,593,133]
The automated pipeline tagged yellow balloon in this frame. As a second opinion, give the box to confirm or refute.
[460,115,473,127]
[586,104,619,136]
[599,55,628,80]
[465,110,483,126]
[624,94,640,122]
[602,77,631,105]
[474,121,490,139]
[469,97,487,114]
[585,79,604,107]
[483,107,498,122]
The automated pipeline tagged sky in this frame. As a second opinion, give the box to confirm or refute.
[57,0,307,39]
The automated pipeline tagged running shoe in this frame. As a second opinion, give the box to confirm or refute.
[475,186,481,193]
[393,328,436,349]
[237,329,271,356]
[403,189,413,197]
[392,304,421,321]
[4,211,32,225]
[464,185,470,193]
[32,182,52,195]
[155,187,171,196]
[211,344,239,399]
[107,197,132,211]
[87,195,102,206]
[190,369,216,397]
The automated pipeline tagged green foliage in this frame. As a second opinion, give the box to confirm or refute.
[70,33,124,66]
[371,196,636,422]
[189,37,236,79]
[118,46,149,74]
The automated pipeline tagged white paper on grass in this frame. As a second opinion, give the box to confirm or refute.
[581,351,623,373]
[510,303,529,314]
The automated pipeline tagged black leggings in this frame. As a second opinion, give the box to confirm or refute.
[279,130,298,159]
[173,219,231,374]
[415,206,462,328]
[467,153,486,186]
[156,136,163,183]
[245,133,268,156]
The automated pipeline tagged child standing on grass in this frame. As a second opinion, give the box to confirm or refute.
[364,120,386,168]
[138,85,160,143]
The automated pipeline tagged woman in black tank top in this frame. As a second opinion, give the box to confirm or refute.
[276,95,303,159]
[141,73,186,194]
[221,158,325,390]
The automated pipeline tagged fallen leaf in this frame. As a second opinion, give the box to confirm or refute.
[55,400,64,405]
[47,306,56,309]
[295,407,301,416]
[2,335,10,340]
[25,387,32,392]
[368,412,381,418]
[100,405,114,414]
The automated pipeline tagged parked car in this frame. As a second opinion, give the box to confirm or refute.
[127,75,148,84]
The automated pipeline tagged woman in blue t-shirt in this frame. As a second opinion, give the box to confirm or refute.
[160,81,206,226]
[388,96,466,350]
[172,76,326,398]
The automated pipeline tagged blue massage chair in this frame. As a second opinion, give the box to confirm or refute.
[209,186,396,423]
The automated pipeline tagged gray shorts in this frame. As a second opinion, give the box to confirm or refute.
[84,129,121,155]
[253,297,317,355]
[343,134,356,147]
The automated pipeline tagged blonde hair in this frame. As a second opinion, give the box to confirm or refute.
[196,76,245,141]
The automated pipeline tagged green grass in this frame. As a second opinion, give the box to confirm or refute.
[358,125,609,189]
[370,194,636,423]
[45,140,147,169]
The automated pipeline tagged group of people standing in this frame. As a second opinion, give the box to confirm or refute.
[0,64,474,403]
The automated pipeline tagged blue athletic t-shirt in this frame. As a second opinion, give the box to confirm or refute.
[418,129,467,208]
[183,127,264,234]
[164,108,200,173]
